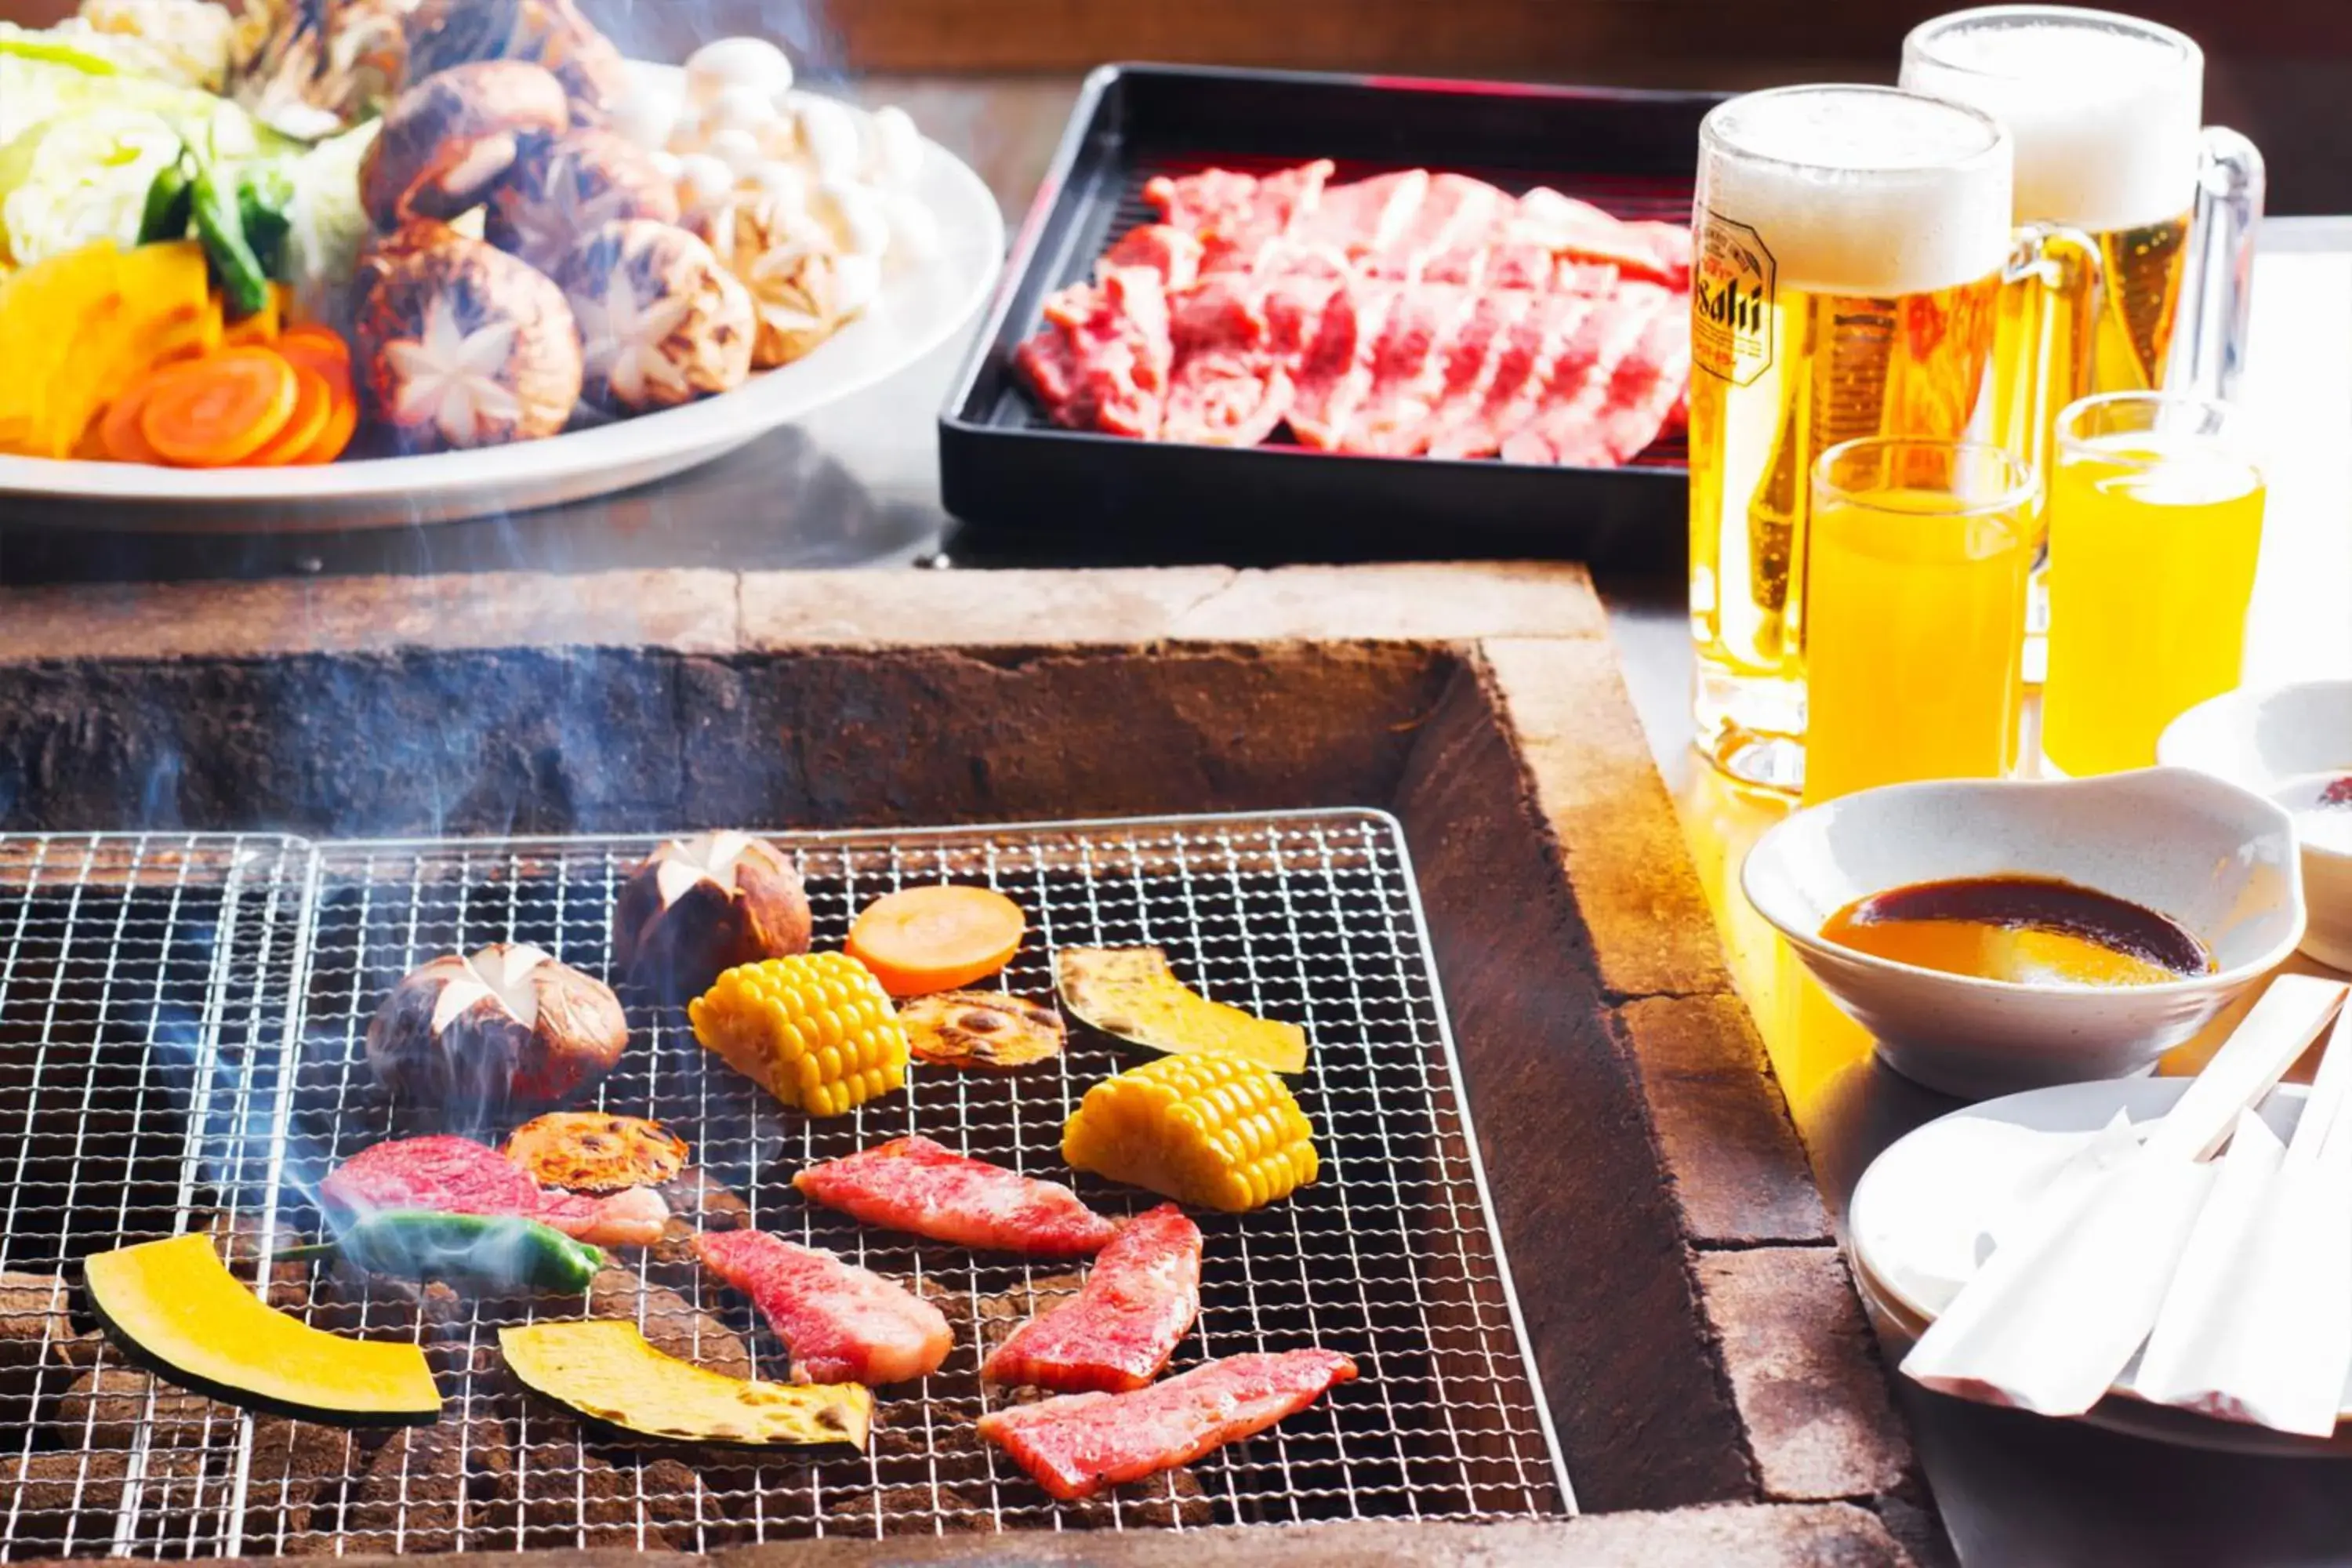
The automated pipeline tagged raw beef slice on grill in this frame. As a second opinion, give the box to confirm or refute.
[1426,290,1597,459]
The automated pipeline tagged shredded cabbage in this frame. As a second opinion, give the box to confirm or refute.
[0,107,183,265]
[280,118,379,313]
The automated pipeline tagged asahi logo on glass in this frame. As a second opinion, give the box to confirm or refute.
[1694,212,1774,387]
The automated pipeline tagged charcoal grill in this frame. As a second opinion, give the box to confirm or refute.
[0,810,1568,1558]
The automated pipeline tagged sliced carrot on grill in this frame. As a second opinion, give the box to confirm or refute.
[845,885,1027,997]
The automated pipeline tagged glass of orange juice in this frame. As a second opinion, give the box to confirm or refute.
[2042,392,2266,776]
[1802,437,2038,804]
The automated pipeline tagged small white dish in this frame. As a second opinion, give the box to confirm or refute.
[1741,769,2305,1098]
[2158,681,2352,975]
[2158,679,2352,793]
[2269,772,2352,972]
[1850,1076,2352,1455]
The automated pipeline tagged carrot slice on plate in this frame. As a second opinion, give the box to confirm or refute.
[139,347,296,467]
[296,372,359,463]
[846,885,1028,998]
[99,376,170,465]
[245,358,332,466]
[276,325,352,369]
[278,337,358,463]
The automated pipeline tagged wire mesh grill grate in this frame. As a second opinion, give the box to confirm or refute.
[0,814,1566,1558]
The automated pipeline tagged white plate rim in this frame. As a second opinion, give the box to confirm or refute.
[1849,1076,2352,1453]
[0,66,1004,521]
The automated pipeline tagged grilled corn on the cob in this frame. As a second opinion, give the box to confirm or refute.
[1062,1052,1317,1212]
[690,953,909,1116]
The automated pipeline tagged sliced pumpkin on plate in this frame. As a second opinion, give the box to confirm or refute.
[1054,946,1308,1074]
[500,1319,872,1449]
[84,1232,441,1426]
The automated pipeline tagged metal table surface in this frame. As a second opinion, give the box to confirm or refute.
[0,64,2347,1553]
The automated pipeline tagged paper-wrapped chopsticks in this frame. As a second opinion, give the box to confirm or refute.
[1901,975,2349,1417]
[2134,1003,2352,1435]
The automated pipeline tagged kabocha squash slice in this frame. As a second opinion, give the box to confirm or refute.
[83,1233,441,1427]
[499,1319,873,1449]
[1054,947,1308,1074]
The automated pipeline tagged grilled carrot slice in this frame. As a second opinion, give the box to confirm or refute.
[845,885,1026,997]
[139,347,296,466]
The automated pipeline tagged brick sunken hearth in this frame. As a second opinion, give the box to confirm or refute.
[0,563,1931,1566]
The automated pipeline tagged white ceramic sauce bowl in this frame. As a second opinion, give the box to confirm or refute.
[1741,769,2305,1099]
[2159,681,2352,974]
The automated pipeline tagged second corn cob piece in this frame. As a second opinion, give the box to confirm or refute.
[1062,1051,1318,1213]
[690,953,910,1116]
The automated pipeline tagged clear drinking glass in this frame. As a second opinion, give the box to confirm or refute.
[2042,392,2266,775]
[1688,84,2094,793]
[1802,438,2038,805]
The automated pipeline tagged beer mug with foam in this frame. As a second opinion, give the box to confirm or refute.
[1687,85,2091,791]
[1904,6,2261,430]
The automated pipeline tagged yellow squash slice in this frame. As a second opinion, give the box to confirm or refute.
[1054,946,1308,1074]
[500,1319,872,1449]
[84,1233,441,1426]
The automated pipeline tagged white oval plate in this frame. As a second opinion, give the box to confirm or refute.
[0,67,1004,532]
[1850,1076,2352,1456]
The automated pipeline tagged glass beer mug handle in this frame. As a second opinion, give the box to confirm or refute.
[2176,125,2265,402]
[1997,224,2100,490]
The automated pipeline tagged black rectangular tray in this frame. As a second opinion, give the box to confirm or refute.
[938,64,1723,566]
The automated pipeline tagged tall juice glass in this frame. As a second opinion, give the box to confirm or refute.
[1802,438,2037,804]
[2042,391,2265,774]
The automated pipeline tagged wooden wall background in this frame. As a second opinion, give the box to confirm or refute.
[3,0,2346,211]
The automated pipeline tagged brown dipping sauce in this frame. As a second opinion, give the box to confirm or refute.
[1820,875,2214,988]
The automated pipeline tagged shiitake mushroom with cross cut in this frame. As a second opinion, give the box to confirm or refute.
[354,228,583,451]
[486,127,680,272]
[360,60,569,230]
[366,942,626,1115]
[612,831,811,1003]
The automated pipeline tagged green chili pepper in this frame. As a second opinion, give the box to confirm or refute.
[282,1212,606,1292]
[235,167,292,279]
[138,161,191,245]
[190,165,268,318]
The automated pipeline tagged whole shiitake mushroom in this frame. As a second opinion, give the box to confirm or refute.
[613,831,811,1002]
[555,218,754,414]
[361,59,568,230]
[405,0,630,126]
[366,942,626,1115]
[486,128,680,272]
[356,229,583,450]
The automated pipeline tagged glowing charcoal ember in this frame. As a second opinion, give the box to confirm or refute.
[983,1204,1201,1393]
[694,1229,951,1385]
[793,1136,1115,1257]
[977,1348,1357,1500]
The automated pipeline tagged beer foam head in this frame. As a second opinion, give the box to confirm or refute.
[1903,6,2202,231]
[1699,86,2013,296]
